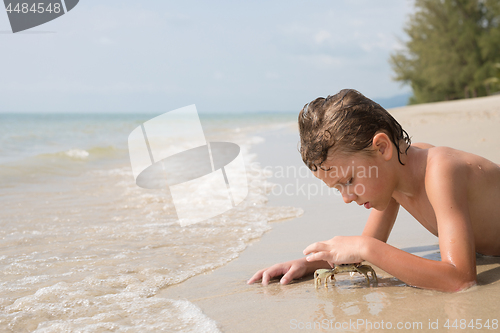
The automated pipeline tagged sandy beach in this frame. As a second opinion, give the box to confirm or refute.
[159,94,500,332]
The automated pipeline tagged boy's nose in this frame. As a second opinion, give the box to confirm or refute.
[342,192,356,204]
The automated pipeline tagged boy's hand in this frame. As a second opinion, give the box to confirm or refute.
[303,236,366,266]
[247,258,311,285]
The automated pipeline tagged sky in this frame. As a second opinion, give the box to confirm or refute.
[0,0,414,113]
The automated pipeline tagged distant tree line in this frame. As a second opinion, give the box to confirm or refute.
[390,0,500,104]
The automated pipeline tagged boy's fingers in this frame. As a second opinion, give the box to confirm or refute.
[247,269,266,284]
[262,270,274,285]
[305,252,317,261]
[280,274,291,285]
[280,266,299,285]
[306,251,329,262]
[248,264,294,285]
[262,265,289,285]
[303,242,328,255]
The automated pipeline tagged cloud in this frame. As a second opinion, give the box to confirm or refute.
[0,81,174,94]
[98,36,114,45]
[293,54,342,69]
[314,30,332,44]
[0,0,414,113]
[359,33,392,52]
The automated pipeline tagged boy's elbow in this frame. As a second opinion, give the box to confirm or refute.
[433,266,477,292]
[446,275,477,293]
[453,279,477,292]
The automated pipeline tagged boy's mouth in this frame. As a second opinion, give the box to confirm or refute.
[363,202,371,209]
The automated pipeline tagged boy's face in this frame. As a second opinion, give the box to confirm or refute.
[312,150,396,211]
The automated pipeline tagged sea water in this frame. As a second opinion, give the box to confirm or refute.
[0,112,303,332]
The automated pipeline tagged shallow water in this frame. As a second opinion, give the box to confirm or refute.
[0,112,302,332]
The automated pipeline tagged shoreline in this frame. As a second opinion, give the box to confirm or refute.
[158,96,500,332]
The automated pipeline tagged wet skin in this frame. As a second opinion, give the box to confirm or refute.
[248,132,500,292]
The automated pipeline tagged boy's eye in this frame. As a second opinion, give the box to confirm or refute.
[345,178,353,186]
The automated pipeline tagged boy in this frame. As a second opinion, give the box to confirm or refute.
[247,89,500,292]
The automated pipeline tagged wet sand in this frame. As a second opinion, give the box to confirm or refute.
[159,94,500,332]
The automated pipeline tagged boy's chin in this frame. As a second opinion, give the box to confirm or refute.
[371,200,388,211]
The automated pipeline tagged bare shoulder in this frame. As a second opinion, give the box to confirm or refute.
[426,146,498,170]
[424,146,500,195]
[424,147,479,178]
[412,142,435,149]
[424,147,468,184]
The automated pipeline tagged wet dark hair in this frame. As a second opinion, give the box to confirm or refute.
[298,89,411,171]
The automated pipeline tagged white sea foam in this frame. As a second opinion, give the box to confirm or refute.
[3,283,220,333]
[65,148,90,159]
[0,112,302,331]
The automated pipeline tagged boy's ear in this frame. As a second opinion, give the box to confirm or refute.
[372,132,393,161]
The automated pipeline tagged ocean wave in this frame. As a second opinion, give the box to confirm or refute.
[64,149,90,159]
[40,145,125,160]
[0,112,304,331]
[2,280,221,333]
[0,146,129,187]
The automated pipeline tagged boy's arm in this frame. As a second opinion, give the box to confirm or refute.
[362,197,399,242]
[305,155,477,292]
[362,156,477,292]
[247,194,400,286]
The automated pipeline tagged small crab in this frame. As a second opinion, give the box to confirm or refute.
[314,263,378,288]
